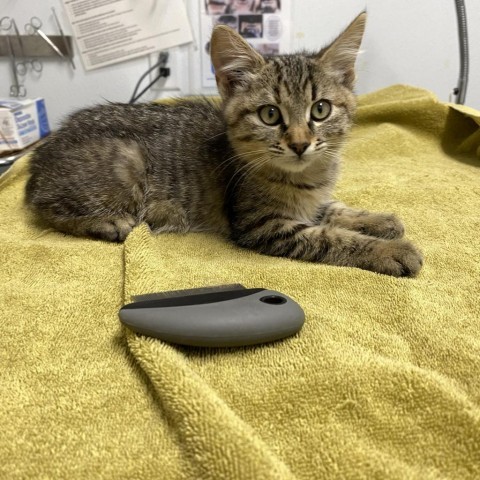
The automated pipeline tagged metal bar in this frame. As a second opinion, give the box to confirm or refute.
[454,0,469,105]
[0,35,73,58]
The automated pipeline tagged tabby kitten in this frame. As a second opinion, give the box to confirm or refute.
[26,13,423,277]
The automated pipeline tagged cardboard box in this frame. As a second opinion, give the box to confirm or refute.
[0,98,50,152]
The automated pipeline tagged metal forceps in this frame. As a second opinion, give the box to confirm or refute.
[6,35,26,97]
[0,16,31,77]
[12,18,43,74]
[51,7,75,70]
[24,16,65,59]
[0,17,26,97]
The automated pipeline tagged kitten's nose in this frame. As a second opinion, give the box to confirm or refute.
[288,142,309,157]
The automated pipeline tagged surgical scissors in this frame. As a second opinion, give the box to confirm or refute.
[25,16,65,59]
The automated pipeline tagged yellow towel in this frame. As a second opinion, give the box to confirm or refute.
[1,85,479,479]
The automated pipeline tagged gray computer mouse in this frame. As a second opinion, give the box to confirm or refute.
[119,284,305,347]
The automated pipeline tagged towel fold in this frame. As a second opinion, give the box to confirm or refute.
[1,85,479,479]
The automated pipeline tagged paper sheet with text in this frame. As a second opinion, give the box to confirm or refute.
[62,0,193,70]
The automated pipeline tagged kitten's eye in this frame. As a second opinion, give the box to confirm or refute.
[311,100,332,121]
[258,105,282,126]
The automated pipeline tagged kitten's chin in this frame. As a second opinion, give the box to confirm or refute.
[272,148,339,173]
[273,156,314,173]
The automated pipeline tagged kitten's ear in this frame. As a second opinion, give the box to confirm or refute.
[210,25,265,97]
[318,12,366,89]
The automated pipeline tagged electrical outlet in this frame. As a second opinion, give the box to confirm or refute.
[148,45,190,94]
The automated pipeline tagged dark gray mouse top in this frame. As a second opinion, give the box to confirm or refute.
[119,285,305,347]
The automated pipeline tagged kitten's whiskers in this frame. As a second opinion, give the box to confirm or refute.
[212,149,267,175]
[203,131,227,143]
[268,146,285,155]
[225,154,271,194]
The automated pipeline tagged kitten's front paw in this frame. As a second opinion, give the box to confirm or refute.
[366,238,423,277]
[87,215,136,242]
[359,213,405,240]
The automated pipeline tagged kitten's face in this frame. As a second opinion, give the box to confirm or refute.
[211,13,366,174]
[223,55,357,173]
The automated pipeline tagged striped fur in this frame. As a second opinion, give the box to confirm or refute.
[25,13,423,277]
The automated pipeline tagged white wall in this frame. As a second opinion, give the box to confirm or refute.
[293,0,479,108]
[1,0,478,129]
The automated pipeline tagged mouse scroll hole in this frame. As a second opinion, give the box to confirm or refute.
[259,295,287,305]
